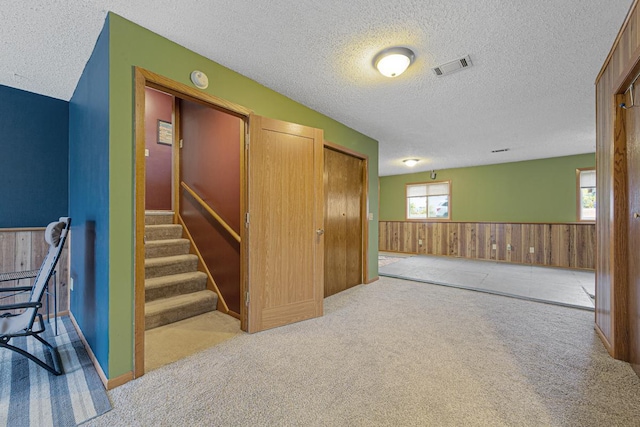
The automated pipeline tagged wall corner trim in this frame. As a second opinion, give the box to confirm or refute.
[69,312,133,389]
[595,322,614,357]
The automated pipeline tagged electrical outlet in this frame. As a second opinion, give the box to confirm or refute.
[492,244,496,250]
[70,277,74,291]
[529,247,535,253]
[507,244,512,251]
[418,239,423,245]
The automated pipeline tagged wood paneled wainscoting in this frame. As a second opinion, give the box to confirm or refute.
[379,221,595,270]
[0,228,70,315]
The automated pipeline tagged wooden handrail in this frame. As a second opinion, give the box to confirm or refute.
[180,182,241,243]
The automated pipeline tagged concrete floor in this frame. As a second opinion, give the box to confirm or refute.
[379,253,595,310]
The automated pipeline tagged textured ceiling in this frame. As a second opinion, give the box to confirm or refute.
[0,1,633,175]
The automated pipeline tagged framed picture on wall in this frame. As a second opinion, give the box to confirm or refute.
[158,120,173,145]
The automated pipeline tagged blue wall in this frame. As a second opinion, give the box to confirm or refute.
[0,85,69,227]
[68,17,110,376]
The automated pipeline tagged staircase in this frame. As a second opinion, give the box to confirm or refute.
[144,211,217,330]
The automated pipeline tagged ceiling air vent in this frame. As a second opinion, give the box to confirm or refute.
[432,55,473,77]
[491,148,510,153]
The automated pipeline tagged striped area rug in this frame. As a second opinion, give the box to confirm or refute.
[0,316,111,426]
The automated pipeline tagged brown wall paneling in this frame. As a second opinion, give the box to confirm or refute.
[180,99,242,232]
[475,223,487,260]
[505,224,519,264]
[449,223,459,257]
[626,82,640,373]
[179,98,243,314]
[437,223,447,256]
[596,67,613,350]
[495,223,506,261]
[144,88,173,210]
[180,193,241,313]
[595,0,639,360]
[379,221,595,270]
[0,229,69,315]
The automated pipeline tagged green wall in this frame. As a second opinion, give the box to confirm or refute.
[108,13,379,377]
[380,153,595,223]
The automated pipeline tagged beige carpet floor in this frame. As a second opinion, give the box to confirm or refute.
[145,310,241,372]
[380,254,594,310]
[88,277,640,426]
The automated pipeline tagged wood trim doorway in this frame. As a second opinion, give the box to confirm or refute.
[133,67,251,378]
[323,140,370,296]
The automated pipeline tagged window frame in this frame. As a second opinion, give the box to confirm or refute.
[576,167,596,222]
[405,180,452,221]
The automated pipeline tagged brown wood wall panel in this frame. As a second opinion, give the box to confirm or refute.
[596,0,640,359]
[179,98,243,314]
[181,192,241,313]
[180,99,242,232]
[379,221,595,270]
[0,229,69,314]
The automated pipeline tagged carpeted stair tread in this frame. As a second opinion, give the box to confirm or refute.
[145,271,208,302]
[145,224,183,241]
[145,238,191,258]
[145,290,218,330]
[143,217,220,330]
[145,211,174,226]
[145,254,199,279]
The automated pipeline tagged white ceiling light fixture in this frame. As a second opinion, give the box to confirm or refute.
[403,159,419,167]
[374,47,415,78]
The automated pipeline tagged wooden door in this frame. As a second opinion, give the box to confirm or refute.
[247,115,324,333]
[323,147,364,297]
[626,86,640,373]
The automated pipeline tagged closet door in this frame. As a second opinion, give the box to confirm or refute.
[323,146,364,297]
[247,115,324,332]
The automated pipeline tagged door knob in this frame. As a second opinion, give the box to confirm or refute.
[635,213,640,219]
[316,229,325,236]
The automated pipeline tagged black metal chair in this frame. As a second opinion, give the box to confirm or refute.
[0,217,71,375]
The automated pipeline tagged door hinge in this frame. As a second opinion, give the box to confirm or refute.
[179,139,184,149]
[245,212,250,227]
[245,291,250,306]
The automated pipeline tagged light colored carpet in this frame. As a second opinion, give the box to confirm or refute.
[145,310,241,372]
[380,254,595,310]
[87,277,640,426]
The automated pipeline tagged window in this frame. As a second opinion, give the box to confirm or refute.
[406,181,450,220]
[577,168,596,221]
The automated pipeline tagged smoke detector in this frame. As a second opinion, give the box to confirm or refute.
[432,55,473,77]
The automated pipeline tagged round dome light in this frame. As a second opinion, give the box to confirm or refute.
[374,47,415,78]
